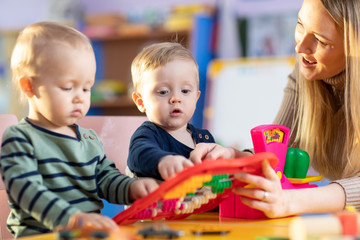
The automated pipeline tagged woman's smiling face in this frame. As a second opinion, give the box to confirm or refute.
[295,0,345,80]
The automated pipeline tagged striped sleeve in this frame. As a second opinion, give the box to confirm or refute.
[333,177,360,210]
[95,155,136,205]
[0,127,79,230]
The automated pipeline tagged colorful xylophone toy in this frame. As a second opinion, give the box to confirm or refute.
[113,152,278,225]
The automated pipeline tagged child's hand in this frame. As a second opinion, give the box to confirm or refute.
[129,177,158,201]
[66,212,118,229]
[158,155,194,180]
[189,143,236,164]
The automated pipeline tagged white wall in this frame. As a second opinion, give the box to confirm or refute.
[205,57,294,150]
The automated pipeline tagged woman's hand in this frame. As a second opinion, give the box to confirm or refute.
[232,159,291,218]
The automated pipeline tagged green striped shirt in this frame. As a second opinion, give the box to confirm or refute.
[0,118,134,238]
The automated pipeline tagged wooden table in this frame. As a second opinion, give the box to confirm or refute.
[18,212,293,240]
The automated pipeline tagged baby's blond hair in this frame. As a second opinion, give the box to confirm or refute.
[11,21,92,99]
[131,42,199,92]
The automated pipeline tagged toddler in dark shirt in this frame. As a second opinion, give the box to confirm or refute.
[126,42,215,181]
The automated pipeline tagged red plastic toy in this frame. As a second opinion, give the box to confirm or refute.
[113,152,278,225]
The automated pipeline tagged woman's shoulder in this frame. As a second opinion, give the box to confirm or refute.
[288,61,299,85]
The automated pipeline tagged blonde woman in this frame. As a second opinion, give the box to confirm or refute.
[190,0,359,217]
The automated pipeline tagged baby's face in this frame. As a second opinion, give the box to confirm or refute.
[140,59,200,131]
[29,43,96,128]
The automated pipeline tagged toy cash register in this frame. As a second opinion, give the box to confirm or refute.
[219,124,322,219]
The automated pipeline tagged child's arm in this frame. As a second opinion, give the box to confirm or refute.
[96,156,159,203]
[92,127,158,203]
[128,124,179,180]
[96,155,137,204]
[158,155,194,179]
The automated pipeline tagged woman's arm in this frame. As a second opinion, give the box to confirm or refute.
[233,160,345,218]
[285,184,345,216]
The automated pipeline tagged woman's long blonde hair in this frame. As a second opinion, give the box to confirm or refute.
[296,0,360,179]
